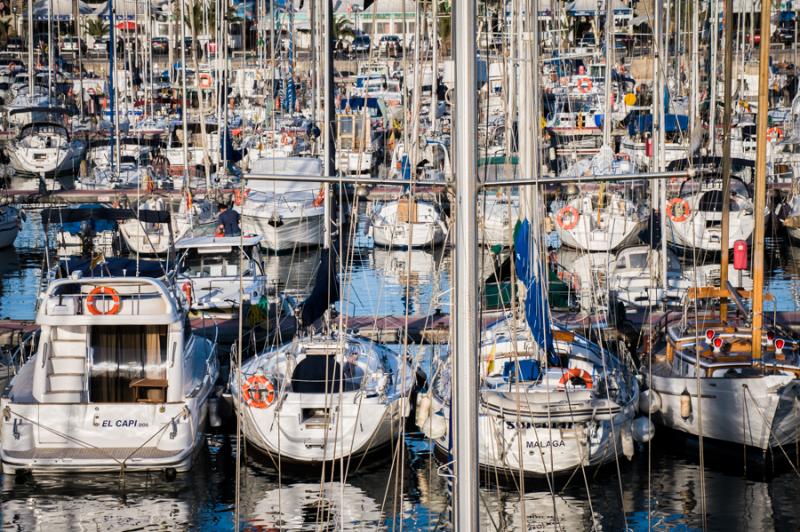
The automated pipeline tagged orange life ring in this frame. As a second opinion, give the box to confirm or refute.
[86,286,121,315]
[577,77,593,93]
[666,197,691,223]
[767,127,784,143]
[198,73,212,89]
[558,368,593,389]
[234,188,243,206]
[242,375,275,409]
[556,205,580,230]
[312,187,325,207]
[182,281,192,307]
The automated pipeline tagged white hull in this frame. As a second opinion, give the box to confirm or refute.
[241,212,324,251]
[429,399,635,476]
[237,391,407,463]
[371,221,446,248]
[648,373,800,450]
[556,215,644,251]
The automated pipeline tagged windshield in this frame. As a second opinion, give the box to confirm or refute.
[181,248,253,278]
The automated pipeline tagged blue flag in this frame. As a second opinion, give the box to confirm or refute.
[514,219,557,364]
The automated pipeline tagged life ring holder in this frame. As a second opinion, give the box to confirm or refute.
[558,368,593,389]
[556,205,580,231]
[86,286,121,316]
[666,197,691,223]
[242,375,275,409]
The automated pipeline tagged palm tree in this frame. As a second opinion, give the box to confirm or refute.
[0,18,12,46]
[84,18,109,40]
[437,0,451,57]
[334,15,355,51]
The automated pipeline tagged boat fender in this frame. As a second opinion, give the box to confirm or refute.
[621,423,634,460]
[422,412,447,440]
[632,417,656,443]
[639,389,661,415]
[680,389,692,420]
[415,393,432,428]
[182,282,192,308]
[208,397,222,428]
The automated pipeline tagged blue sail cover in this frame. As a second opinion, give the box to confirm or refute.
[300,248,340,326]
[513,220,557,364]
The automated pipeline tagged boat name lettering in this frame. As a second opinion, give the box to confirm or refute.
[526,440,566,449]
[101,419,148,428]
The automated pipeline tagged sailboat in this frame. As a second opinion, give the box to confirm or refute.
[421,220,640,477]
[231,249,416,464]
[643,9,800,453]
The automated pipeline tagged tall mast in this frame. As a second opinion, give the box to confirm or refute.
[27,0,33,97]
[718,0,734,321]
[322,0,334,249]
[602,0,613,147]
[708,0,719,154]
[752,0,771,361]
[108,0,117,170]
[452,0,478,526]
[179,0,190,183]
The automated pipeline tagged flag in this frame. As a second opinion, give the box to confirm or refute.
[486,342,496,376]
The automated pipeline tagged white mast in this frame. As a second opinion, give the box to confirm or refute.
[602,0,613,148]
[452,0,479,527]
[708,0,719,154]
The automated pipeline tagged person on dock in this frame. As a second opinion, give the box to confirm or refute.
[217,203,241,237]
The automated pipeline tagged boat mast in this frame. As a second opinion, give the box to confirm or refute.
[322,0,334,249]
[452,0,478,526]
[708,0,719,154]
[27,0,33,97]
[179,0,190,183]
[108,0,118,170]
[602,0,612,148]
[751,0,771,361]
[47,0,53,98]
[718,0,734,321]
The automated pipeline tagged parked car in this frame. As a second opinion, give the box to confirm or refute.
[6,38,23,52]
[351,35,370,55]
[61,36,86,54]
[379,35,402,56]
[152,36,169,54]
[90,37,109,56]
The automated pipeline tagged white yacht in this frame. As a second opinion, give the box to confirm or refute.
[119,197,216,255]
[239,157,325,251]
[553,190,647,252]
[176,235,268,315]
[0,274,219,474]
[665,178,757,253]
[0,205,21,248]
[369,196,448,248]
[421,317,641,477]
[5,118,85,189]
[232,332,415,464]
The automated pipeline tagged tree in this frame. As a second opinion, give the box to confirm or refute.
[84,18,109,40]
[334,15,355,50]
[437,0,451,57]
[0,18,12,45]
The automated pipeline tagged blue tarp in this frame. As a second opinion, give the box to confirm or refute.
[513,220,558,365]
[338,97,382,112]
[59,204,117,235]
[627,113,689,136]
[59,257,168,278]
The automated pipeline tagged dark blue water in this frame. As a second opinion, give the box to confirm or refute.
[2,210,800,530]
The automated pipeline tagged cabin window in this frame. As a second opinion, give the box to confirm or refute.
[629,253,648,269]
[89,325,168,403]
[182,249,248,278]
